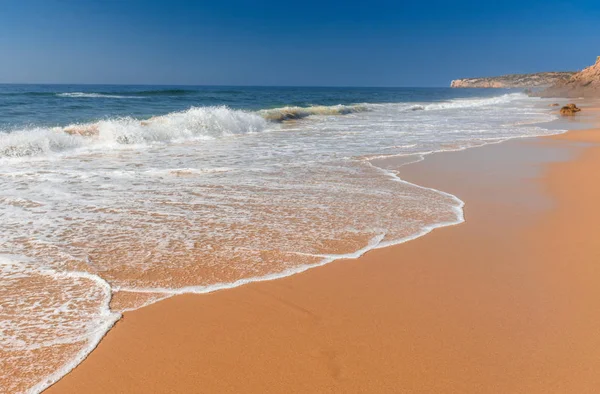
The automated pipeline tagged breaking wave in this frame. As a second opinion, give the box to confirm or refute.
[259,104,370,122]
[0,103,376,159]
[0,94,527,159]
[0,106,268,158]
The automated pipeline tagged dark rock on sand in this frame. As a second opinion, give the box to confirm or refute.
[560,104,582,116]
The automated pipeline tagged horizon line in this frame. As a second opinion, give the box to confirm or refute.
[0,82,456,89]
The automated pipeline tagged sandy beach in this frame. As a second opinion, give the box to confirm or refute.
[44,108,600,393]
[1,3,598,394]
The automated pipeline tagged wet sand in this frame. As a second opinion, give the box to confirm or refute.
[47,112,600,393]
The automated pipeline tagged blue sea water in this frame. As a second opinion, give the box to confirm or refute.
[0,84,564,394]
[0,84,520,129]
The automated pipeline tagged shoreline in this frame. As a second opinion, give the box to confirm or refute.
[45,107,600,393]
[4,93,563,394]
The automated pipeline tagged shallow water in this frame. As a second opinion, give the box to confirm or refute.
[0,85,565,393]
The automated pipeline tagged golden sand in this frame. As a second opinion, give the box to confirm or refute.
[47,112,600,393]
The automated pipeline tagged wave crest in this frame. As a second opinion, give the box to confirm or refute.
[57,92,143,99]
[259,104,369,122]
[0,106,267,158]
[56,89,198,98]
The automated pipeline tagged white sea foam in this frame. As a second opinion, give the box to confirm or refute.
[0,254,120,394]
[0,103,370,159]
[0,106,268,158]
[422,93,525,110]
[0,92,567,393]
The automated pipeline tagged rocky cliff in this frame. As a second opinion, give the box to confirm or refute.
[450,72,575,88]
[539,57,600,97]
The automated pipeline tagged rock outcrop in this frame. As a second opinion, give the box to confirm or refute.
[540,57,600,97]
[450,72,575,88]
[559,103,582,116]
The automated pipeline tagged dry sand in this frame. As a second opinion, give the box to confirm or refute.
[47,112,600,393]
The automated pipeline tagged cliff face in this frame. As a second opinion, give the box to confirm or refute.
[450,72,575,88]
[540,57,600,97]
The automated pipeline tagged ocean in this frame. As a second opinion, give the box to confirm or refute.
[0,85,564,393]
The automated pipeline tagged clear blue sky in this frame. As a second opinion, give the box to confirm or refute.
[0,0,599,86]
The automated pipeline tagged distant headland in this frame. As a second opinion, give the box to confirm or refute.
[451,56,600,97]
[450,72,575,88]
